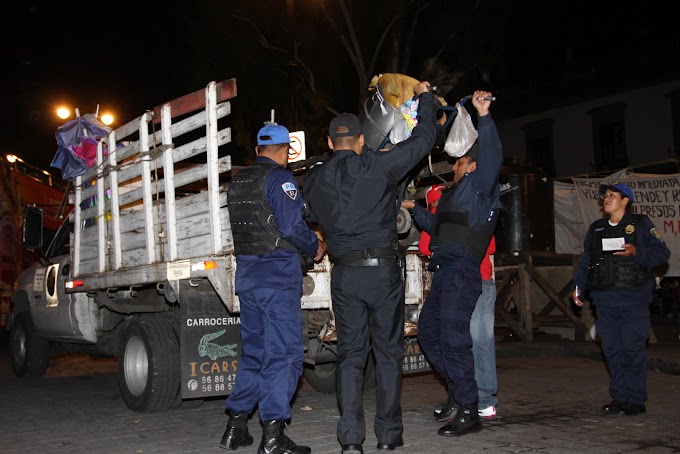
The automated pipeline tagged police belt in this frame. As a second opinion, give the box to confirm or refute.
[332,247,399,267]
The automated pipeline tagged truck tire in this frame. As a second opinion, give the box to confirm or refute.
[303,362,336,393]
[9,312,49,378]
[303,352,376,394]
[118,317,179,413]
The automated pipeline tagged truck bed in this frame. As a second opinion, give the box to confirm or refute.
[69,80,238,300]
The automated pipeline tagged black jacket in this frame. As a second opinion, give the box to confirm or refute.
[303,92,438,260]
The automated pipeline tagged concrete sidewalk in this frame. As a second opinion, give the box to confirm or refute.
[1,332,679,454]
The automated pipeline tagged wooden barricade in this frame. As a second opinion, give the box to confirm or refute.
[494,252,589,341]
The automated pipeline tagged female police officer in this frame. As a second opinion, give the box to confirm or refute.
[573,183,670,416]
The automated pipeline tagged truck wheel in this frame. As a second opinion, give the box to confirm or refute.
[303,362,336,393]
[118,317,179,413]
[303,352,377,394]
[9,312,49,378]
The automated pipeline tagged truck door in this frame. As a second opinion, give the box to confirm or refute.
[31,220,90,340]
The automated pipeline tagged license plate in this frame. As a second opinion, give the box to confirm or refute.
[402,336,431,374]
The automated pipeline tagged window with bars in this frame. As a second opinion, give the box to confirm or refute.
[589,103,628,172]
[522,118,555,177]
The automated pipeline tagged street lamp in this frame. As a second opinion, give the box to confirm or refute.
[56,107,70,119]
[100,114,114,126]
[55,105,114,125]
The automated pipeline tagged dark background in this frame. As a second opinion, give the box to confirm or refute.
[1,0,677,172]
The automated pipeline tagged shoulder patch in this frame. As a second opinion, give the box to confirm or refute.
[281,182,298,200]
[650,228,664,242]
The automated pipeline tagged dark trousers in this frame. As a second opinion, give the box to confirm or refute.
[596,303,650,406]
[418,267,480,405]
[225,288,304,421]
[332,264,405,445]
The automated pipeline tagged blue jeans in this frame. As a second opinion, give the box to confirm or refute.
[470,279,498,409]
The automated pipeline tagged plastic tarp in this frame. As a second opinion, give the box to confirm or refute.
[553,181,587,255]
[50,114,112,181]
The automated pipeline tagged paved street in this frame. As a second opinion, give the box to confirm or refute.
[1,332,679,454]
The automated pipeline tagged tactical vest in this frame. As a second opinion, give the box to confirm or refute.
[588,215,651,291]
[430,181,500,264]
[228,163,297,256]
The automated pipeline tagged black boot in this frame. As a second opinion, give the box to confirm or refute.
[220,411,254,450]
[257,420,311,454]
[437,403,483,437]
[433,380,457,422]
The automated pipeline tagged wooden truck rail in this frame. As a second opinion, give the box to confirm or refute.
[66,80,240,311]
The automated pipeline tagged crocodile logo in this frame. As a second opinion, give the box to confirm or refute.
[198,329,238,360]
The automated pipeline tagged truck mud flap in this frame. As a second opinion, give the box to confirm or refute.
[179,292,242,399]
[402,336,431,374]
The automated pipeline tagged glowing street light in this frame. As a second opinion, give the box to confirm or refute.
[55,105,114,125]
[56,107,71,119]
[5,154,18,164]
[100,113,114,125]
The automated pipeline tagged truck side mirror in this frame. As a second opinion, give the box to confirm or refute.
[23,206,44,250]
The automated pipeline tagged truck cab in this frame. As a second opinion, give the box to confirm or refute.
[9,208,94,378]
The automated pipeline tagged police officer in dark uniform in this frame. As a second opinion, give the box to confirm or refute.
[403,91,501,437]
[303,81,438,454]
[573,183,670,416]
[220,123,325,454]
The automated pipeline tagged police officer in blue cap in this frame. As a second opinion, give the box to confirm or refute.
[221,123,325,453]
[573,182,670,416]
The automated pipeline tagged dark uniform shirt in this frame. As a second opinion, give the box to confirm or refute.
[410,114,503,271]
[303,92,438,259]
[573,211,670,307]
[234,156,318,293]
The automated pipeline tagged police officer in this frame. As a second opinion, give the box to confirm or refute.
[573,183,670,416]
[403,91,501,437]
[220,123,325,454]
[303,81,438,454]
[407,183,499,422]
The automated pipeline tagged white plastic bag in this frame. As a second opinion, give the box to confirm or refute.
[444,103,478,157]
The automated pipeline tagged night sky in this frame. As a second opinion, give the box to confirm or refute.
[1,1,675,173]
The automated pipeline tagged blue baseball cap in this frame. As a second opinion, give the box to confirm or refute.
[257,124,292,146]
[599,182,634,202]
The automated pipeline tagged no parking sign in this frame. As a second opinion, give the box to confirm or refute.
[288,131,306,163]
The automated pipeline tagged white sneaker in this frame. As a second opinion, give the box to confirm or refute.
[478,405,497,419]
